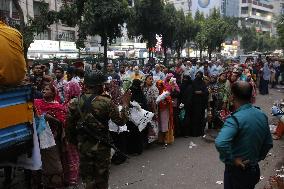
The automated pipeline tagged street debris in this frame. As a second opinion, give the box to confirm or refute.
[260,176,265,180]
[216,181,223,185]
[189,141,197,149]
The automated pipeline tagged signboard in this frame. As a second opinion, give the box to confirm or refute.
[59,41,77,51]
[191,0,221,17]
[29,40,59,52]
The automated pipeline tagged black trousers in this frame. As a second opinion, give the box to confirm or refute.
[224,164,260,189]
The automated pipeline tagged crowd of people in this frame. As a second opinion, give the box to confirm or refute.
[2,56,284,189]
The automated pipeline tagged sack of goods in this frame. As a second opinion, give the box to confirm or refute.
[0,21,26,85]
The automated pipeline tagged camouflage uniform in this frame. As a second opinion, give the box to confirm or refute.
[67,93,129,189]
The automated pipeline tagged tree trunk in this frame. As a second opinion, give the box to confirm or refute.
[163,47,167,65]
[102,34,108,67]
[187,47,190,58]
[12,0,25,31]
[208,49,212,60]
[177,47,181,59]
[12,0,27,61]
[199,49,202,59]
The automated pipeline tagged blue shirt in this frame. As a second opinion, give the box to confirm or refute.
[215,104,273,165]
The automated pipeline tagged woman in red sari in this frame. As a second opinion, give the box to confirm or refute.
[156,80,174,147]
[34,83,66,188]
[34,83,80,188]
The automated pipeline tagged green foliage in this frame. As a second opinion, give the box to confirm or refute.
[240,27,258,53]
[11,0,58,59]
[193,8,235,59]
[59,0,130,64]
[128,0,197,58]
[173,9,187,58]
[161,3,177,50]
[277,15,284,50]
[241,26,279,53]
[128,0,164,48]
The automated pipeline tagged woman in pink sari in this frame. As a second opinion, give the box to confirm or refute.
[156,80,174,147]
[164,73,180,136]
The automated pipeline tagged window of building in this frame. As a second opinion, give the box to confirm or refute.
[33,1,49,18]
[241,7,248,14]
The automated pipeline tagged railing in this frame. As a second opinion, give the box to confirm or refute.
[241,0,273,9]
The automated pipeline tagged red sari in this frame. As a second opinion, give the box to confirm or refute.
[34,99,79,186]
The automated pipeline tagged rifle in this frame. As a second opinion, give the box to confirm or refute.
[76,121,129,159]
[76,94,129,159]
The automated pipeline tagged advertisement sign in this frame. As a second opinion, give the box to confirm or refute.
[191,0,221,17]
[59,41,77,51]
[29,40,59,52]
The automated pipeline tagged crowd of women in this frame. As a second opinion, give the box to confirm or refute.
[2,56,283,189]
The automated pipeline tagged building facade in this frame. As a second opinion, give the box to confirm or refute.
[272,0,284,17]
[240,0,274,34]
[166,0,276,35]
[0,0,78,59]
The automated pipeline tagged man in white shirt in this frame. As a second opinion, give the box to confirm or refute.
[152,64,165,80]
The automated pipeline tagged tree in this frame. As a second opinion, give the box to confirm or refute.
[11,0,58,60]
[240,25,258,53]
[127,0,164,58]
[184,13,198,57]
[161,3,177,62]
[173,9,187,59]
[241,26,279,53]
[194,10,206,58]
[204,9,232,60]
[60,0,130,65]
[277,15,284,50]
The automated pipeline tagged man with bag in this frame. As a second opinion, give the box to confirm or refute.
[66,71,131,189]
[215,81,273,189]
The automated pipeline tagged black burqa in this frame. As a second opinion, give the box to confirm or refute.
[180,75,193,137]
[189,73,209,137]
[126,79,148,155]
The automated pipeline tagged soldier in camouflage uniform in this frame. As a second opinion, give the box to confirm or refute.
[66,71,131,189]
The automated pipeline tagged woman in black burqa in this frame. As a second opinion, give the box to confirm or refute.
[189,71,209,137]
[126,79,148,155]
[180,75,193,137]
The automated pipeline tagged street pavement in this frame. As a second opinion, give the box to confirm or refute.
[109,88,284,189]
[0,88,283,189]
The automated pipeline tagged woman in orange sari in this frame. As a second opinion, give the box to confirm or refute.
[156,80,174,147]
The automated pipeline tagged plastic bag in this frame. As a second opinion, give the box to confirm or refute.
[35,115,47,135]
[129,101,154,132]
[39,122,56,149]
[179,108,186,122]
[17,117,42,170]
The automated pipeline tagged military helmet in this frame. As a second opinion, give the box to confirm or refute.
[84,70,107,87]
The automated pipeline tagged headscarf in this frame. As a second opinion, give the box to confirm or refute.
[130,79,147,110]
[64,81,81,105]
[263,62,271,80]
[34,83,66,125]
[164,73,180,92]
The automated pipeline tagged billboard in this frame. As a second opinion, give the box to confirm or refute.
[191,0,222,17]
